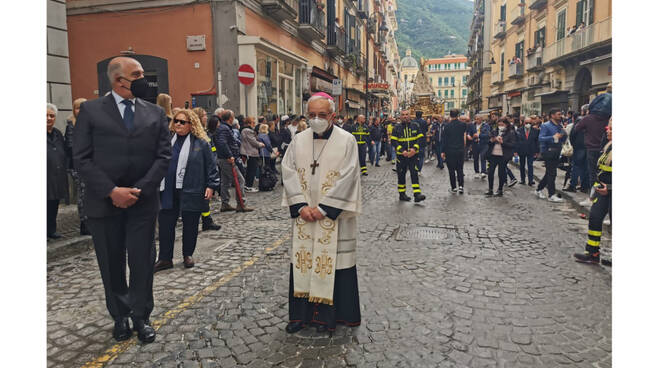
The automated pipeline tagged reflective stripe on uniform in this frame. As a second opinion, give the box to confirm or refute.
[588,230,602,237]
[202,211,210,217]
[399,188,406,192]
[357,141,366,144]
[412,184,420,188]
[587,239,600,246]
[211,146,216,152]
[413,189,421,193]
[599,164,612,172]
[398,184,406,188]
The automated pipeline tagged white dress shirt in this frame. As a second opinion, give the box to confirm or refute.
[111,90,136,119]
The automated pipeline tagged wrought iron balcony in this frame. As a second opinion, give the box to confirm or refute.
[327,24,346,57]
[526,49,543,71]
[298,0,326,42]
[529,0,548,10]
[494,21,506,39]
[543,17,611,64]
[261,0,298,22]
[357,0,369,19]
[511,5,525,26]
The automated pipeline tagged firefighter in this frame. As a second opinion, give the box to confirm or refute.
[392,110,426,202]
[348,114,370,176]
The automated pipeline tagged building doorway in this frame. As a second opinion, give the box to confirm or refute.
[278,74,294,115]
[97,55,169,104]
[575,67,592,108]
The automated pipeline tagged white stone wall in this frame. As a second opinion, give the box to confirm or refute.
[47,0,72,131]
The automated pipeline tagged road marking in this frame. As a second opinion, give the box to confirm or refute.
[81,234,289,368]
[214,239,236,252]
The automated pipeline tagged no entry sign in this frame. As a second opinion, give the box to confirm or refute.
[238,64,255,85]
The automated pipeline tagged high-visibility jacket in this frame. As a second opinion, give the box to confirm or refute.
[348,123,370,145]
[391,121,423,155]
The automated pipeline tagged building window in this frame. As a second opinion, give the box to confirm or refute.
[500,4,506,22]
[515,41,524,60]
[451,76,455,86]
[438,90,442,97]
[462,75,467,84]
[534,27,546,48]
[557,9,566,41]
[448,102,454,109]
[438,77,442,86]
[444,90,448,97]
[576,0,594,26]
[450,90,454,98]
[257,52,278,116]
[444,77,449,85]
[462,89,467,96]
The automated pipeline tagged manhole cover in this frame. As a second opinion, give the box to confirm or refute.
[395,226,457,241]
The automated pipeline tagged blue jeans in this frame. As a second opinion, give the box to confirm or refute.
[390,144,396,161]
[570,149,589,188]
[473,144,488,174]
[418,146,425,171]
[372,141,381,165]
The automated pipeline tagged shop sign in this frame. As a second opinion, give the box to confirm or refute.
[312,77,333,94]
[332,79,343,96]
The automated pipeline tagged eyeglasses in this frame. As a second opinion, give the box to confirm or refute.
[174,119,190,125]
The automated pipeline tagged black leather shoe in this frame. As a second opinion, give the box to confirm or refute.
[399,193,411,202]
[112,317,132,341]
[132,319,156,343]
[285,321,305,333]
[47,232,62,239]
[201,216,221,231]
[80,221,91,236]
[414,193,426,203]
[494,190,504,197]
[154,260,173,273]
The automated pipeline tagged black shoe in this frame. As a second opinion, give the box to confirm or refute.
[285,321,305,333]
[112,317,132,342]
[201,215,221,231]
[458,186,464,194]
[362,172,368,176]
[47,232,62,239]
[508,179,518,187]
[494,190,504,197]
[528,181,536,186]
[132,319,156,343]
[564,186,577,193]
[448,188,457,194]
[235,206,254,212]
[375,164,381,167]
[80,221,91,236]
[414,193,426,203]
[316,324,329,333]
[399,193,411,202]
[574,251,600,264]
[485,190,494,196]
[520,180,526,185]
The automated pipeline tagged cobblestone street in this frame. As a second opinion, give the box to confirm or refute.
[47,160,611,368]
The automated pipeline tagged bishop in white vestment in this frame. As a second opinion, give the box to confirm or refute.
[281,94,362,334]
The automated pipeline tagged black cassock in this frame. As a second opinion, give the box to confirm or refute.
[286,126,361,331]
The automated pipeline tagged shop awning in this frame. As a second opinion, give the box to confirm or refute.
[346,100,361,109]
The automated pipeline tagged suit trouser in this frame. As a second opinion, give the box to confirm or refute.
[244,156,260,188]
[586,149,601,188]
[396,155,420,194]
[445,151,465,189]
[417,146,425,171]
[586,192,611,254]
[518,154,535,183]
[158,190,201,261]
[435,143,444,167]
[487,156,508,191]
[87,210,157,321]
[219,159,246,206]
[473,145,488,174]
[47,199,60,235]
[357,143,367,174]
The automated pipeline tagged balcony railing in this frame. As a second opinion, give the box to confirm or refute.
[357,0,369,19]
[508,63,524,79]
[493,71,505,85]
[494,21,506,39]
[327,24,346,56]
[543,17,611,64]
[529,0,548,10]
[261,0,298,22]
[298,0,326,42]
[526,49,543,71]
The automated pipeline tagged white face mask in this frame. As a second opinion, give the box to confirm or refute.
[525,124,531,129]
[309,117,329,135]
[498,127,506,133]
[337,119,343,124]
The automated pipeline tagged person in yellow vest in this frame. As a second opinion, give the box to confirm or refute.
[194,107,221,231]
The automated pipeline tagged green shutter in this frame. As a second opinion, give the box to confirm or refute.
[576,0,584,26]
[588,0,594,25]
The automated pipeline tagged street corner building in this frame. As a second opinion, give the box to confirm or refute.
[64,0,403,119]
[465,0,611,116]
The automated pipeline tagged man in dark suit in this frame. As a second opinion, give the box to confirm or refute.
[73,57,171,343]
[515,117,540,186]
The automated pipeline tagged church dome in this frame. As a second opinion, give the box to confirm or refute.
[401,49,418,69]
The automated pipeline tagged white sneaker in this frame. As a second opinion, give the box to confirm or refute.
[534,190,547,199]
[579,199,593,207]
[245,187,259,193]
[473,173,481,179]
[424,159,430,164]
[481,173,487,179]
[548,194,564,203]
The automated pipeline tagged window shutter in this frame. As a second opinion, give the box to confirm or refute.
[576,0,584,26]
[356,25,361,54]
[588,0,594,25]
[500,5,506,22]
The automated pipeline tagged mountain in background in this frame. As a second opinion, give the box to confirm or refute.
[395,0,473,60]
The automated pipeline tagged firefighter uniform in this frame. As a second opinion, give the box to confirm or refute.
[575,142,611,264]
[391,121,426,202]
[348,123,370,175]
[202,130,221,231]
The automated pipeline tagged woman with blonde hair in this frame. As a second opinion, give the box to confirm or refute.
[156,93,173,122]
[296,120,308,134]
[191,107,221,231]
[65,97,90,235]
[155,109,220,272]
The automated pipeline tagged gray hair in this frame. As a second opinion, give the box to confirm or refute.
[214,107,224,116]
[47,103,58,115]
[581,104,589,114]
[107,60,123,83]
[307,95,335,113]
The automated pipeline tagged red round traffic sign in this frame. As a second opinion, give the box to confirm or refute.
[238,64,255,85]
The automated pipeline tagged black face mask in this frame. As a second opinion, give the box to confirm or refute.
[121,76,149,99]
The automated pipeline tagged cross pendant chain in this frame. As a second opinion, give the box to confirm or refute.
[310,160,320,175]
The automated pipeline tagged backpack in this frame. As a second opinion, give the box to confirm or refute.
[258,158,277,191]
[561,124,574,157]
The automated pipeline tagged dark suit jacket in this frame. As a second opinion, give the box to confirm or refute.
[73,94,172,218]
[515,127,540,156]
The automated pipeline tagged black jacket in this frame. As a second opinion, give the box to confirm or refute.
[413,118,428,147]
[214,121,239,159]
[65,120,75,169]
[441,120,467,154]
[515,127,540,156]
[47,128,69,201]
[391,121,422,155]
[488,128,517,161]
[162,134,220,212]
[370,124,383,142]
[73,94,172,218]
